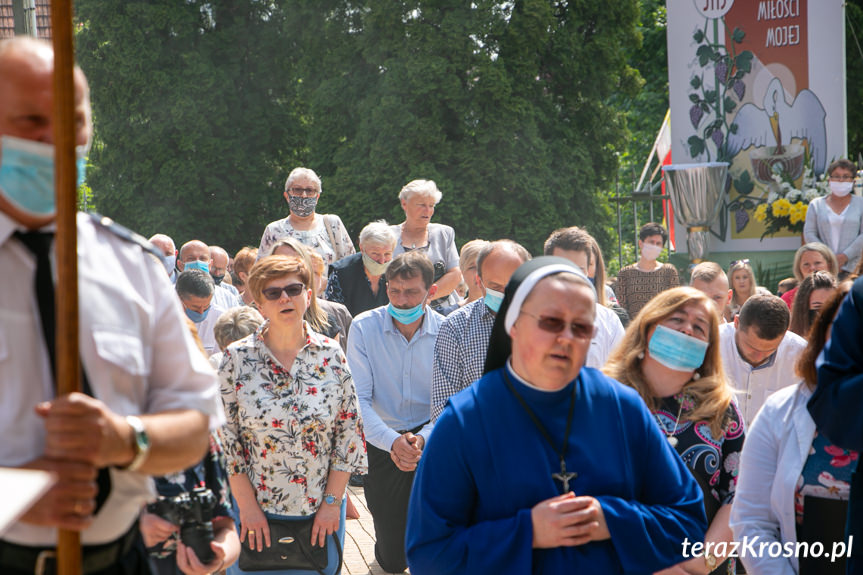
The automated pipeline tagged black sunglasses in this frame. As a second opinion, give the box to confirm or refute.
[519,311,595,340]
[730,259,750,267]
[261,283,305,301]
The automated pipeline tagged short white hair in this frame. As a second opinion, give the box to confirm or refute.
[359,220,397,248]
[284,167,322,194]
[398,179,442,204]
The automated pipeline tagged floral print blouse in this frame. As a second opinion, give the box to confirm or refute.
[258,213,355,266]
[795,430,859,524]
[218,322,367,516]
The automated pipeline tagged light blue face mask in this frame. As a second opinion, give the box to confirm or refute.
[387,301,426,325]
[0,135,88,217]
[484,287,504,313]
[184,260,210,274]
[648,324,709,372]
[161,254,177,275]
[184,306,209,324]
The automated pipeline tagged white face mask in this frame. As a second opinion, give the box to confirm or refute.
[641,243,663,261]
[830,181,854,197]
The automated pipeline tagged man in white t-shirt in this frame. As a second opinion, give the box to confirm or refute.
[543,226,625,368]
[719,294,807,424]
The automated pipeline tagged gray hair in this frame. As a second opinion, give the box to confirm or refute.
[398,179,442,204]
[284,167,322,194]
[214,306,265,351]
[148,233,175,252]
[176,270,215,299]
[359,220,397,248]
[476,240,532,279]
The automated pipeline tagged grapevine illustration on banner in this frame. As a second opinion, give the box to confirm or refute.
[683,0,829,239]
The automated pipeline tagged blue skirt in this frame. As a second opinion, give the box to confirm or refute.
[228,499,346,575]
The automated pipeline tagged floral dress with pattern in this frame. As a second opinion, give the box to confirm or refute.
[218,321,367,516]
[653,393,745,575]
[258,214,355,267]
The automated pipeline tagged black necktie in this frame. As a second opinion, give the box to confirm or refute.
[14,230,112,513]
[14,231,57,378]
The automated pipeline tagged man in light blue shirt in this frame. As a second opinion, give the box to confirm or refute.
[347,251,443,573]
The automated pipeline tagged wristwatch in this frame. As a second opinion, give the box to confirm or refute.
[323,493,340,505]
[704,550,718,570]
[121,415,150,472]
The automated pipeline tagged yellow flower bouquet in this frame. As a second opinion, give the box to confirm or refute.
[751,163,828,238]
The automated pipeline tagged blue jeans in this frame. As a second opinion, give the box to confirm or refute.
[229,499,346,575]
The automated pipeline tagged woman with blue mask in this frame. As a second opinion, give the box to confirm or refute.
[604,287,744,575]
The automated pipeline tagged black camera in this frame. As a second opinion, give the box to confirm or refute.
[146,486,218,564]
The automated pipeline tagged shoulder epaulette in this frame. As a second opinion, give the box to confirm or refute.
[87,212,162,260]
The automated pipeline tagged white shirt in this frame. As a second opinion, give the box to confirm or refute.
[827,205,848,255]
[213,282,242,310]
[587,304,625,369]
[718,322,807,425]
[194,302,227,356]
[730,383,814,574]
[0,212,224,546]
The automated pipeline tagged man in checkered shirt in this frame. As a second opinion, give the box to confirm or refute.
[431,240,530,421]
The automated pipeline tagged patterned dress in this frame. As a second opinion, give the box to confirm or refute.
[652,394,745,575]
[613,263,680,318]
[258,213,355,267]
[218,322,368,516]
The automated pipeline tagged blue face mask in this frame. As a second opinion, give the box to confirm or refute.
[184,306,209,323]
[184,260,210,274]
[387,301,426,325]
[484,287,504,313]
[0,136,88,218]
[648,324,709,372]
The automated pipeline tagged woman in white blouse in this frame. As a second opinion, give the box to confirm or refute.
[219,255,367,574]
[730,282,856,575]
[803,159,863,277]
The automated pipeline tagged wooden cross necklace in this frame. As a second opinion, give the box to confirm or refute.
[503,371,578,492]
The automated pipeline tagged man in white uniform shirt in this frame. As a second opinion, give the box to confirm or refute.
[0,37,222,573]
[543,226,624,368]
[719,294,807,424]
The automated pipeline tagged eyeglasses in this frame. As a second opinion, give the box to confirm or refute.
[287,187,318,197]
[261,283,306,301]
[730,259,750,267]
[519,311,595,340]
[829,175,854,182]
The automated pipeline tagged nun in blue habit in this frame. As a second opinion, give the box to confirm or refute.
[406,257,707,574]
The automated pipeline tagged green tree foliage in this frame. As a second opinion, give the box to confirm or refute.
[76,0,303,248]
[75,0,641,255]
[846,0,863,159]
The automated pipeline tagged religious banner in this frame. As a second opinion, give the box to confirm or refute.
[667,0,846,253]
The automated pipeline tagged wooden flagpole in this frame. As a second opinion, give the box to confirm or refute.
[51,0,84,573]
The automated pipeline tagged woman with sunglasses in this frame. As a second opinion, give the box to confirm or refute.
[804,159,863,278]
[218,255,367,575]
[604,287,744,575]
[406,257,706,574]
